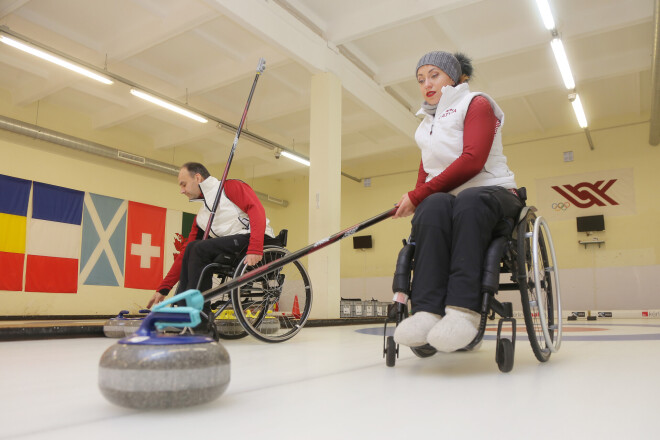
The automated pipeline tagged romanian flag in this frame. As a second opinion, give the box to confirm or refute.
[0,174,31,291]
[25,182,84,293]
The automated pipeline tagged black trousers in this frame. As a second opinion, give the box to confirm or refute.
[176,234,250,294]
[410,186,523,315]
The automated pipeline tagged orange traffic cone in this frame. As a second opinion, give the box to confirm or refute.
[292,296,301,319]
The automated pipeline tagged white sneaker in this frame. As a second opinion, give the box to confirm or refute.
[427,306,481,353]
[393,311,442,347]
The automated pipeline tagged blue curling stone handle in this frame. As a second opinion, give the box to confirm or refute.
[133,289,205,335]
[119,311,211,345]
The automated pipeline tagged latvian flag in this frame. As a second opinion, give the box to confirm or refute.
[25,182,84,293]
[0,174,31,291]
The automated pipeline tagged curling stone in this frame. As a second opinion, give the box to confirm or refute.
[103,310,130,338]
[98,290,231,409]
[255,311,280,335]
[122,309,151,336]
[216,309,244,336]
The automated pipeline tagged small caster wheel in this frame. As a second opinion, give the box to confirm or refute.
[385,336,397,367]
[496,338,514,373]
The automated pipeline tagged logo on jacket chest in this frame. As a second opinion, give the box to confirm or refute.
[439,108,457,118]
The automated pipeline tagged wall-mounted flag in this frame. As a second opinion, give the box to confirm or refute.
[80,193,127,286]
[124,201,166,289]
[0,174,31,291]
[25,182,84,293]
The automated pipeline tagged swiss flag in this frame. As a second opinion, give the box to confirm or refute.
[124,201,166,289]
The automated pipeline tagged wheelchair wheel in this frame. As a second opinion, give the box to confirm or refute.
[231,246,313,343]
[385,336,397,367]
[496,338,514,373]
[517,211,563,362]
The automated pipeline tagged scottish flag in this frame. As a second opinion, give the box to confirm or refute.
[79,193,127,286]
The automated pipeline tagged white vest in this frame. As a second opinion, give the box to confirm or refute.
[415,83,516,195]
[195,177,274,239]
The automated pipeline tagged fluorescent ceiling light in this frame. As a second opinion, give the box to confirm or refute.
[550,38,575,90]
[570,94,588,128]
[0,34,113,85]
[281,150,310,166]
[535,0,556,30]
[130,89,208,123]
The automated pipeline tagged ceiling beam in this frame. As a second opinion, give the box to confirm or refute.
[92,50,286,129]
[1,6,218,106]
[204,0,418,138]
[325,0,480,45]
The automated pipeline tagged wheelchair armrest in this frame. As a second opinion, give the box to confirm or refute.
[264,229,288,247]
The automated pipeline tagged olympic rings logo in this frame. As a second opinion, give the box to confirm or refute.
[552,202,571,211]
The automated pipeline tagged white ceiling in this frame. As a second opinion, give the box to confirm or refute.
[0,0,655,180]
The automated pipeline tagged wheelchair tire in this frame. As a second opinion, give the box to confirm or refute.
[516,211,561,363]
[410,344,437,358]
[496,338,514,373]
[385,336,396,367]
[231,246,313,343]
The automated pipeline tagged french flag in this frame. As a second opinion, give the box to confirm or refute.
[25,182,84,293]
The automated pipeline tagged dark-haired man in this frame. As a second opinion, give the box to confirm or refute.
[147,162,274,309]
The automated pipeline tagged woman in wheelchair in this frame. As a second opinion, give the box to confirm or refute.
[391,51,523,353]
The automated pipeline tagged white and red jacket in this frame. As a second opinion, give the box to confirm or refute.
[157,178,274,294]
[408,83,517,206]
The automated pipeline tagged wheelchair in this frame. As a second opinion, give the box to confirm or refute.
[383,188,562,372]
[194,229,313,343]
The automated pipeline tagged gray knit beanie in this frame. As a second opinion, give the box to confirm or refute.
[415,51,461,83]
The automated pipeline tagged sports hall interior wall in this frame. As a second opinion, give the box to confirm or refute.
[257,119,660,313]
[1,87,658,315]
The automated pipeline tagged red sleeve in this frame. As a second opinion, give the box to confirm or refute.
[224,180,267,256]
[415,159,428,189]
[156,219,200,295]
[408,96,497,206]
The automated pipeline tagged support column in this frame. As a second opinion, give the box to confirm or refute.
[308,72,341,319]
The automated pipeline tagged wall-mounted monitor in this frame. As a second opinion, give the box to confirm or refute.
[576,215,605,232]
[353,235,372,249]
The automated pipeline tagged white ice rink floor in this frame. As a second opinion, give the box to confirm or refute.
[2,320,660,439]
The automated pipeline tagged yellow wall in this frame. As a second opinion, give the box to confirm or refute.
[1,90,658,314]
[258,121,660,309]
[0,97,248,315]
[507,122,659,269]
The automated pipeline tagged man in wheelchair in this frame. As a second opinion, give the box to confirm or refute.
[146,162,275,321]
[391,51,523,353]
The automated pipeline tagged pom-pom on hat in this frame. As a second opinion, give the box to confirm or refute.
[416,51,461,84]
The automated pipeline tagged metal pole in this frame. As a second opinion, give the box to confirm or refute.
[201,207,397,303]
[203,58,266,239]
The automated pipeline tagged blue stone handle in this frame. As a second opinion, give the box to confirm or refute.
[135,289,204,334]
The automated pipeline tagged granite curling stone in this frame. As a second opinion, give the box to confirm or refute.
[216,310,244,336]
[98,334,230,409]
[122,309,151,337]
[256,315,280,335]
[248,310,281,335]
[103,310,130,338]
